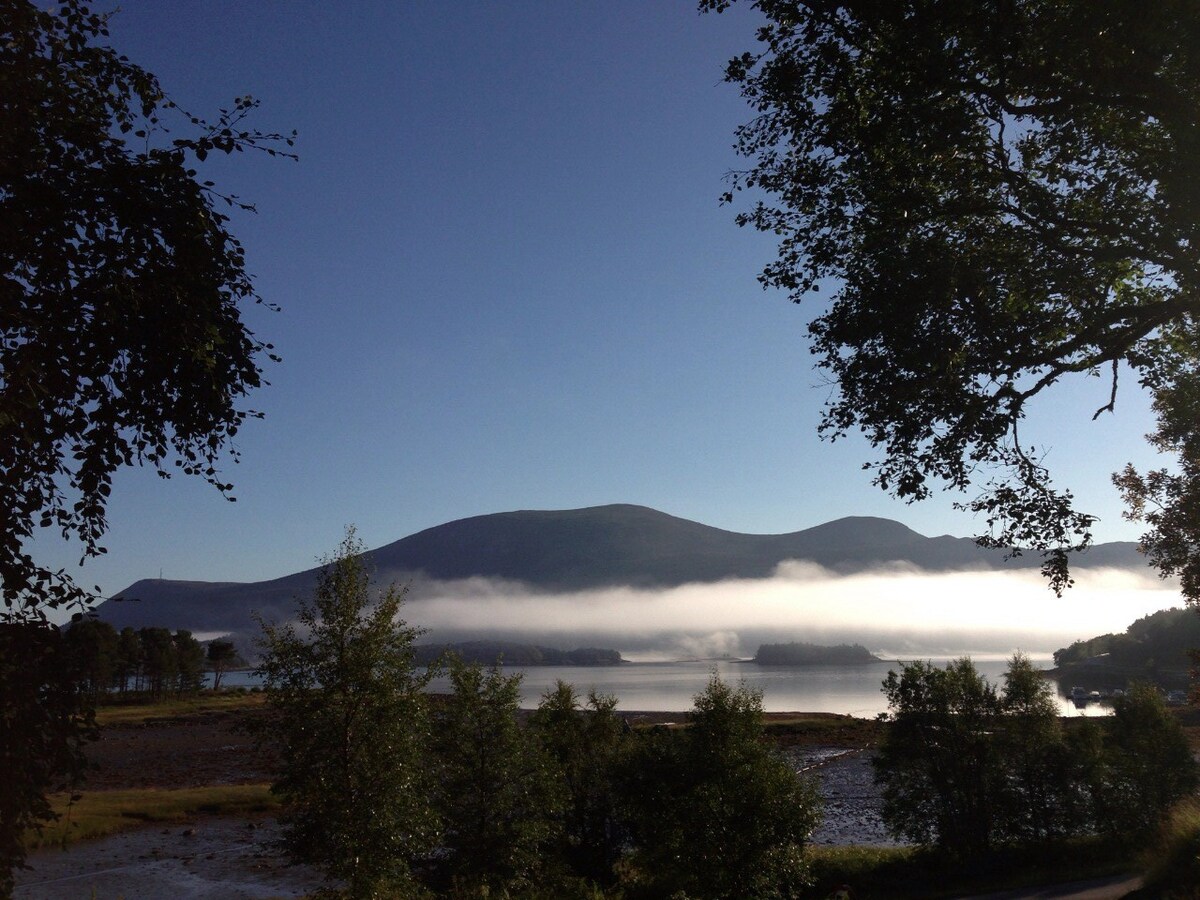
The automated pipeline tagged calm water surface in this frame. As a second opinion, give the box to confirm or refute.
[220,657,1107,717]
[423,656,1109,718]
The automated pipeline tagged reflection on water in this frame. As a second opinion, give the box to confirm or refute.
[217,656,1109,717]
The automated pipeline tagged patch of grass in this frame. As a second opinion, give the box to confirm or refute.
[807,837,1138,899]
[95,691,267,726]
[761,713,882,747]
[24,783,277,850]
[1136,799,1200,898]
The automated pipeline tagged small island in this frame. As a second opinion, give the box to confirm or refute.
[751,641,882,666]
[413,640,625,667]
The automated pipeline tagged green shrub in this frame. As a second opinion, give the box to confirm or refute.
[874,655,1093,853]
[618,672,820,899]
[1096,683,1199,840]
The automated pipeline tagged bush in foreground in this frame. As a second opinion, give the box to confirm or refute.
[875,658,1200,857]
[618,673,821,899]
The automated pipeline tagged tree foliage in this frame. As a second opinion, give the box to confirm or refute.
[873,656,1106,851]
[1053,605,1200,675]
[431,658,564,896]
[874,658,1005,852]
[1096,682,1199,838]
[62,615,117,700]
[0,0,293,613]
[257,530,438,898]
[206,638,240,691]
[54,618,215,698]
[529,680,629,883]
[0,620,94,897]
[619,673,820,899]
[995,654,1086,842]
[874,657,1197,852]
[702,0,1200,595]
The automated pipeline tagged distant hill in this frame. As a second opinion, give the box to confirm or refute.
[1052,607,1200,688]
[95,503,1148,636]
[413,641,624,668]
[752,642,882,666]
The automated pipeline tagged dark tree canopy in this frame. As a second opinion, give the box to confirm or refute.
[0,0,293,613]
[0,621,94,894]
[703,0,1200,596]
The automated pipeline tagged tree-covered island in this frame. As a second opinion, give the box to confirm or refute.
[412,641,625,668]
[752,642,882,666]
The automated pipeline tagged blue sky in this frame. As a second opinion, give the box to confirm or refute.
[34,1,1169,599]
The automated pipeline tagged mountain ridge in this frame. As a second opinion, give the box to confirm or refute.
[95,503,1146,635]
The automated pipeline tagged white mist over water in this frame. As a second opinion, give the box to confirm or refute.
[401,561,1180,660]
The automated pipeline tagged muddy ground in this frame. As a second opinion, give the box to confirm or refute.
[82,707,278,791]
[14,818,318,900]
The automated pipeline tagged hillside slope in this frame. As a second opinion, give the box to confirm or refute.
[96,503,1146,634]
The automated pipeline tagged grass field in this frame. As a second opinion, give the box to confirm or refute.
[94,690,267,726]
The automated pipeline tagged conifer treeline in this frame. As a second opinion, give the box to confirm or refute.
[61,618,240,699]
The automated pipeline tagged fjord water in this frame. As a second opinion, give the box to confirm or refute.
[217,656,1104,716]
[424,655,1107,717]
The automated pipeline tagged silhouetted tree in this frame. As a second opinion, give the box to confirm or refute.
[0,621,94,897]
[431,658,564,895]
[874,658,1004,853]
[874,655,1142,851]
[113,627,141,694]
[258,530,438,898]
[995,654,1079,841]
[1096,682,1199,839]
[702,0,1200,597]
[206,639,240,691]
[619,673,820,898]
[173,630,205,696]
[62,617,118,700]
[137,627,178,700]
[1,4,290,887]
[1,0,293,616]
[530,680,629,883]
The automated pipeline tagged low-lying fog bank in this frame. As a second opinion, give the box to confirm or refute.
[398,561,1177,660]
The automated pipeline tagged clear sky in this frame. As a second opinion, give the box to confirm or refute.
[33,0,1171,601]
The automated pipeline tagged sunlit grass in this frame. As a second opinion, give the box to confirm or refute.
[94,690,266,726]
[1139,798,1200,896]
[25,784,277,851]
[761,713,882,746]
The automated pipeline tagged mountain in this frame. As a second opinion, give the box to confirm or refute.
[95,503,1147,635]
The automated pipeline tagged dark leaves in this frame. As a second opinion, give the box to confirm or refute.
[706,0,1200,596]
[0,0,293,613]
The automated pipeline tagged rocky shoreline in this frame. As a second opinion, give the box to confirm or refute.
[791,746,903,847]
